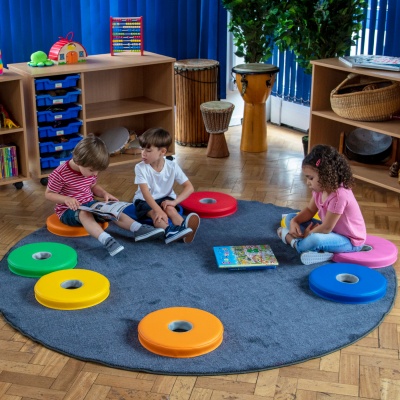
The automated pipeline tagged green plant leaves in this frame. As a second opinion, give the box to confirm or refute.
[222,0,367,73]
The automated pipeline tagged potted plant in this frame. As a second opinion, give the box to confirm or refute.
[274,0,366,74]
[221,0,281,64]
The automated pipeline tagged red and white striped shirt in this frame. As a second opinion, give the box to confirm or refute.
[47,160,97,218]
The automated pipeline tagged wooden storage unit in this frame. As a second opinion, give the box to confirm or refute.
[0,71,29,188]
[310,58,400,194]
[9,52,175,183]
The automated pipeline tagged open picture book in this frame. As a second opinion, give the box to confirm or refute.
[213,244,279,271]
[339,55,400,71]
[78,201,131,220]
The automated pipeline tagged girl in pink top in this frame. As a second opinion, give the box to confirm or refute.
[278,144,367,265]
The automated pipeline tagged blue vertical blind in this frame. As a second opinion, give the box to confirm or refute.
[0,0,227,98]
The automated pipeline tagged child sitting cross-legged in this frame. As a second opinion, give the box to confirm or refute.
[277,144,368,265]
[45,135,165,256]
[133,127,200,244]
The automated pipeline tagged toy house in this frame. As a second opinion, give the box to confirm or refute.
[48,32,87,64]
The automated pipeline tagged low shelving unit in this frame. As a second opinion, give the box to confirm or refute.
[310,58,400,194]
[9,52,175,185]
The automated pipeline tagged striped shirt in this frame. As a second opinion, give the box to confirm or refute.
[47,160,97,218]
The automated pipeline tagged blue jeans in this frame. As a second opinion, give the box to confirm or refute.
[284,213,363,254]
[60,200,106,226]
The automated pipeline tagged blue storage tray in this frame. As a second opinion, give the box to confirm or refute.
[37,104,82,123]
[39,135,82,155]
[38,119,82,139]
[40,155,72,169]
[35,74,80,91]
[36,89,81,106]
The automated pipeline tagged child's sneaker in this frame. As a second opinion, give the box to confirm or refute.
[134,225,165,242]
[182,213,200,243]
[165,225,193,244]
[105,237,124,256]
[300,251,333,265]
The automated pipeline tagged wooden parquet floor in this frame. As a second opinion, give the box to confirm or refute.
[0,124,400,400]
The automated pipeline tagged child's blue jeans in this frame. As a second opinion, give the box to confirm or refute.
[284,212,363,254]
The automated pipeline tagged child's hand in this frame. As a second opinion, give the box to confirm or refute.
[153,210,169,224]
[303,222,315,238]
[104,192,118,202]
[65,197,80,210]
[161,199,176,210]
[289,221,303,238]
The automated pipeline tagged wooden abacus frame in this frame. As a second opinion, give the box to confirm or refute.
[110,16,144,56]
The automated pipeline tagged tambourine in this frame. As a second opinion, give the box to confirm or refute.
[99,127,140,156]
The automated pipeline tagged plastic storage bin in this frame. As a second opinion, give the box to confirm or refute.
[40,154,72,169]
[38,119,83,139]
[35,74,80,91]
[37,104,82,123]
[39,135,82,154]
[36,88,81,106]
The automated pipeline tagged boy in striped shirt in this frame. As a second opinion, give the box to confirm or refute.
[45,135,164,256]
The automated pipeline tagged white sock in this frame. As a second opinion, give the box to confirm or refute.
[130,221,142,232]
[98,231,111,245]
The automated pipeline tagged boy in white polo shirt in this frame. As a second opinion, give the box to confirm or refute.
[133,127,200,244]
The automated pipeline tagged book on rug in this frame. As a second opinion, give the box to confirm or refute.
[339,55,400,71]
[213,244,279,270]
[78,201,131,220]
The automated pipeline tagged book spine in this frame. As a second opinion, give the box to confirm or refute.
[0,148,4,179]
[13,146,19,177]
[3,147,9,178]
[6,147,11,178]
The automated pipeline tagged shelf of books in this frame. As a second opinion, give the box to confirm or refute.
[0,71,29,188]
[310,58,400,194]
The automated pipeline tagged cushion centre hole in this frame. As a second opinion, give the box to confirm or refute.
[199,198,216,204]
[168,320,193,333]
[61,280,83,290]
[336,273,359,284]
[32,252,52,260]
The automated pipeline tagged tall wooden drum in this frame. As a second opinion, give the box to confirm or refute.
[232,63,279,152]
[175,59,219,147]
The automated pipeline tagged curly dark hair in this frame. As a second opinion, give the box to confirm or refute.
[302,145,354,191]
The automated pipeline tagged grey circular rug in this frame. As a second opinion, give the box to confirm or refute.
[0,201,396,375]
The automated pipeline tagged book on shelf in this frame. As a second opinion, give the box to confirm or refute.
[339,55,400,71]
[0,145,18,179]
[213,244,279,271]
[78,201,131,220]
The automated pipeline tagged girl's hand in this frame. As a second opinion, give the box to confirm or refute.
[65,197,80,211]
[303,222,315,238]
[289,220,303,238]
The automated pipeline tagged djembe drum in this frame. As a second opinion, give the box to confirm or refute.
[232,63,279,152]
[175,59,219,147]
[200,101,234,158]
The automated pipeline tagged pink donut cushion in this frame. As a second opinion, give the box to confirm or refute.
[333,235,398,269]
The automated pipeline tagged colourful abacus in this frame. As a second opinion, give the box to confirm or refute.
[110,17,144,56]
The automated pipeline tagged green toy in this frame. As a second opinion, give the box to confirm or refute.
[28,51,54,67]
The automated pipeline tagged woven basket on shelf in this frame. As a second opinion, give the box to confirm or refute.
[330,73,400,122]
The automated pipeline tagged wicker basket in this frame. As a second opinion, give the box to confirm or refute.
[330,73,400,121]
